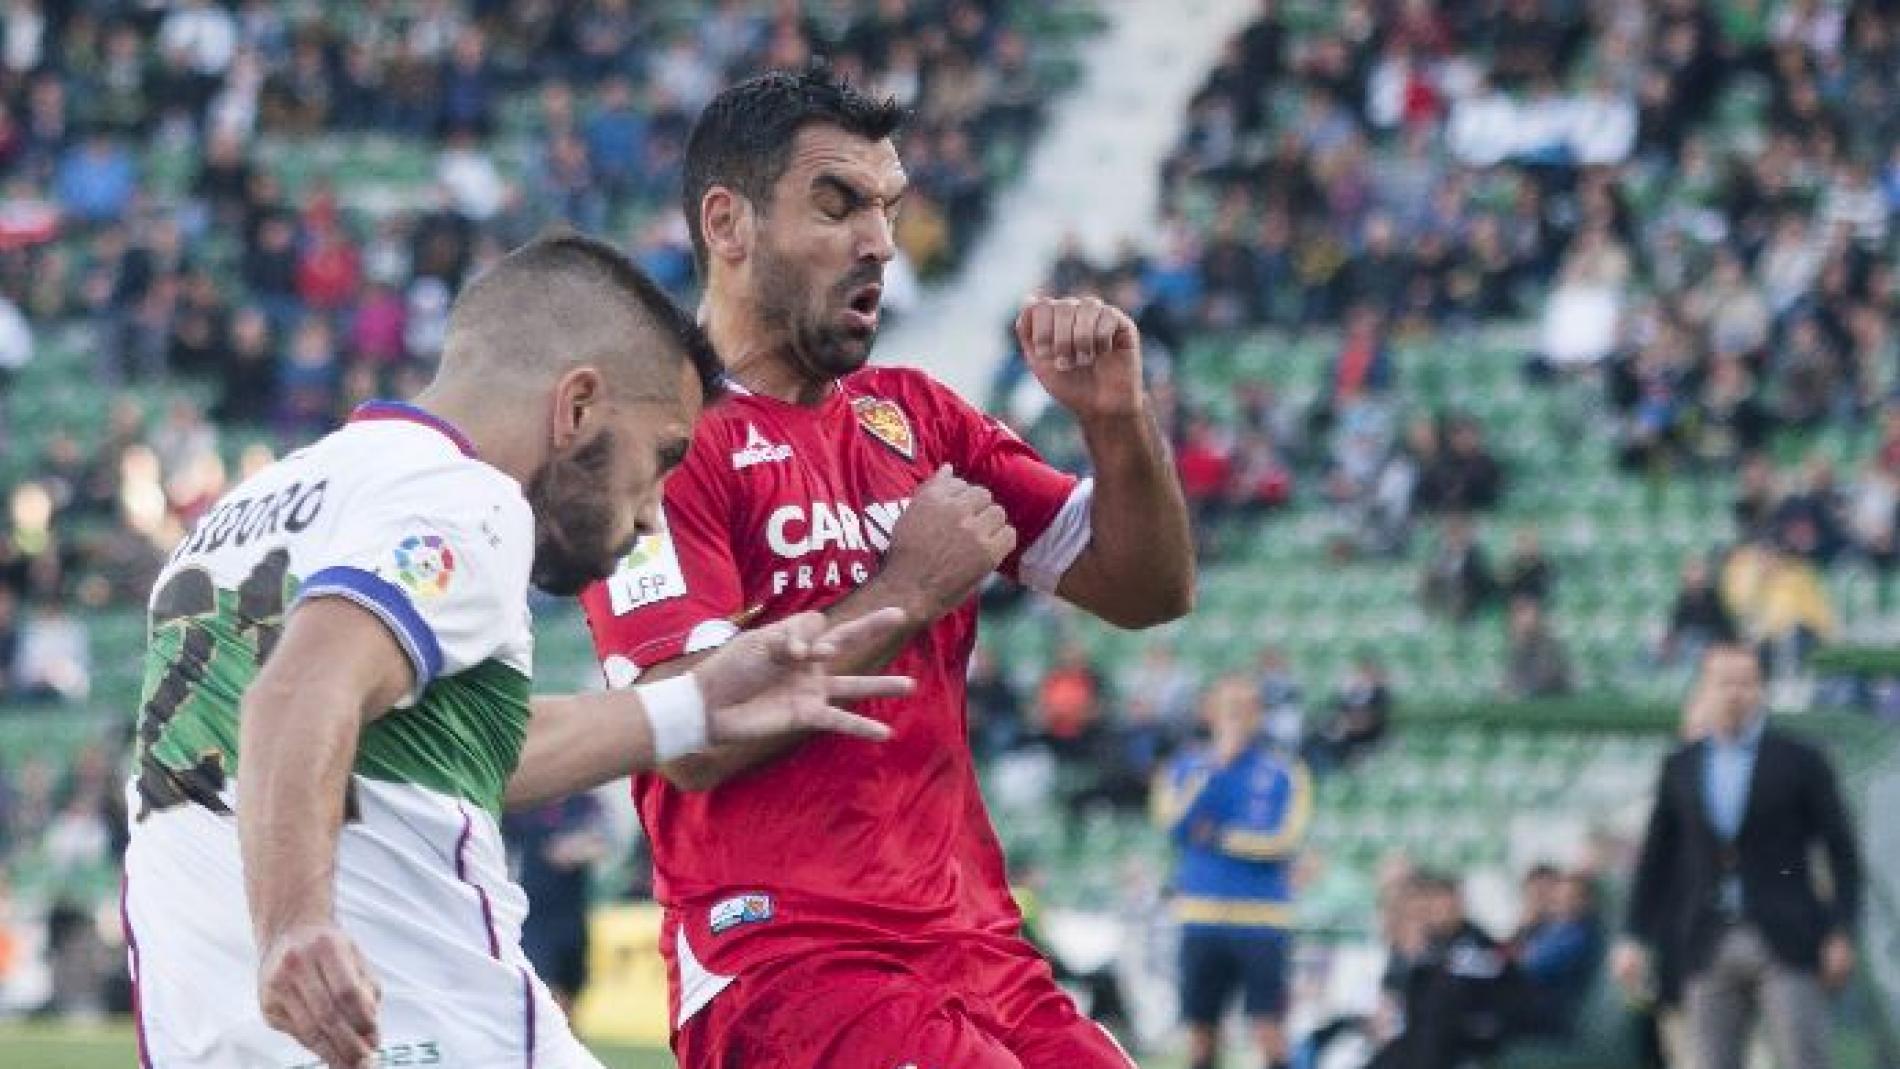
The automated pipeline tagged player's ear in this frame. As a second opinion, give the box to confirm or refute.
[702,186,752,265]
[549,367,605,451]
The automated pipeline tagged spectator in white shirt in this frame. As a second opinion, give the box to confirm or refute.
[158,0,236,77]
[1821,161,1888,245]
[13,593,89,703]
[0,291,30,380]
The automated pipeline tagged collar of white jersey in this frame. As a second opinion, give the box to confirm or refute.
[348,400,479,459]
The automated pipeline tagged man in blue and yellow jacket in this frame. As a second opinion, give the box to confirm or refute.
[1154,675,1312,1069]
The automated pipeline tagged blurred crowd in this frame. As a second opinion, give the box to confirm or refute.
[990,0,1898,705]
[967,631,1397,816]
[0,0,1087,701]
[0,729,128,1017]
[1295,859,1606,1068]
[1150,0,1895,347]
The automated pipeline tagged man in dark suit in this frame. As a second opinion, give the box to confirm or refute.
[1612,644,1861,1069]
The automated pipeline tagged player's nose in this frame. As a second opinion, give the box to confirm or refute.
[856,211,896,265]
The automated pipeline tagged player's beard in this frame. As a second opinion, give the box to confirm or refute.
[753,240,878,382]
[524,429,623,597]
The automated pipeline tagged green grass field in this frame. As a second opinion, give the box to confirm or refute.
[0,1023,1202,1068]
[0,1022,1196,1069]
[0,1023,679,1068]
[8,1019,1881,1069]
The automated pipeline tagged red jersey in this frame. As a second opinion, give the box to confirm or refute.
[580,366,1092,1027]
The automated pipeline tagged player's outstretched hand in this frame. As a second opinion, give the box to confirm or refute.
[1016,295,1145,421]
[257,921,381,1069]
[881,466,1016,620]
[694,609,915,745]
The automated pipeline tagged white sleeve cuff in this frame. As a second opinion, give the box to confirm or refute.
[599,620,741,691]
[685,619,740,654]
[638,674,709,763]
[1019,479,1094,594]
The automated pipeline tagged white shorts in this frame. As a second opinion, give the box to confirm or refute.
[123,778,603,1069]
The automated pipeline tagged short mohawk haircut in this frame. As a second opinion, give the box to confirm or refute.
[449,228,723,402]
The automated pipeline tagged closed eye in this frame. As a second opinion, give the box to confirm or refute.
[813,172,908,226]
[814,177,861,221]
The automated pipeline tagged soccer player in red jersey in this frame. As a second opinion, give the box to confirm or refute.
[581,67,1195,1069]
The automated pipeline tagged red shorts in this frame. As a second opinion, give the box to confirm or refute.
[672,933,1135,1069]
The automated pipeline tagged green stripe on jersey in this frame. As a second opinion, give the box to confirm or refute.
[135,555,529,821]
[354,659,530,818]
[135,557,298,819]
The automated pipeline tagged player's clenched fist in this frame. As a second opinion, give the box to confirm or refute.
[1015,295,1146,420]
[257,921,381,1069]
[881,466,1016,620]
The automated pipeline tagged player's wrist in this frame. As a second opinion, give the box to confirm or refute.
[1073,395,1152,433]
[867,571,945,623]
[1080,400,1167,462]
[254,914,340,959]
[640,674,710,761]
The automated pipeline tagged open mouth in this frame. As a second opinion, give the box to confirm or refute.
[841,283,882,334]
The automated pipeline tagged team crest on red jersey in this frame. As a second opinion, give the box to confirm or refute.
[852,396,915,460]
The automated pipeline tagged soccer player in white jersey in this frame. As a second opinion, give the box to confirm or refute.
[122,233,913,1069]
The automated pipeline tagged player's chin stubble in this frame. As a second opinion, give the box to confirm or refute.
[525,430,621,597]
[755,250,873,381]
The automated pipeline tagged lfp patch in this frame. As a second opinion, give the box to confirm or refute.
[709,893,774,935]
[393,534,456,598]
[852,396,915,461]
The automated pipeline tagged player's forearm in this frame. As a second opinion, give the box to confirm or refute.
[238,678,365,948]
[812,575,937,672]
[615,651,758,792]
[1059,406,1195,628]
[506,692,661,809]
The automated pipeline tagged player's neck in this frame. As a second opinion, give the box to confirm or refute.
[409,387,538,485]
[724,350,834,406]
[704,298,833,406]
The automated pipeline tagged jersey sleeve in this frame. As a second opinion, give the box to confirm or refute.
[919,375,1092,593]
[293,463,531,705]
[579,449,745,687]
[1216,760,1313,861]
[1151,752,1214,839]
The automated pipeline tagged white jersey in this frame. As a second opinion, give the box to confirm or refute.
[123,401,601,1069]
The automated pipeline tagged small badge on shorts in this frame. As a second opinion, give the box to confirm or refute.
[853,396,916,460]
[710,892,775,935]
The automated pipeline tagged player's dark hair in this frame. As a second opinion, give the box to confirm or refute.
[681,62,906,277]
[454,229,723,402]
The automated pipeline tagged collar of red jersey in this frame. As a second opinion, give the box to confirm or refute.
[717,373,847,402]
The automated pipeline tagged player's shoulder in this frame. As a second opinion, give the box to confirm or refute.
[685,390,777,454]
[324,419,528,523]
[1760,726,1827,767]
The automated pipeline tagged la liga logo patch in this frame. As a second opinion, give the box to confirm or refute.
[392,534,456,598]
[852,396,915,460]
[709,892,775,935]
